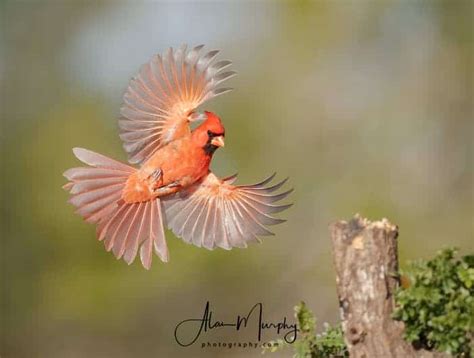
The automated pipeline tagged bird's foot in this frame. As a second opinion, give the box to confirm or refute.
[148,168,162,182]
[154,181,182,197]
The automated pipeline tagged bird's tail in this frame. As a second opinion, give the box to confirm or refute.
[63,148,168,269]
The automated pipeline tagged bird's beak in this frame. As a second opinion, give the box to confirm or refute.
[211,135,225,147]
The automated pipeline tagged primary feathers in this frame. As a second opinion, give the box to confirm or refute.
[63,45,292,269]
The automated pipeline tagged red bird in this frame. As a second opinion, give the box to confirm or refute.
[63,45,292,269]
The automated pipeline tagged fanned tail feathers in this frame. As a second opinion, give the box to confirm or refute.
[63,148,168,269]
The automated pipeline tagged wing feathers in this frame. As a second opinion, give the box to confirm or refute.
[162,173,292,250]
[207,60,232,77]
[238,172,276,188]
[120,45,235,165]
[198,198,214,248]
[189,200,208,247]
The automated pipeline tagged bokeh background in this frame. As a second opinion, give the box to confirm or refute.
[1,1,472,357]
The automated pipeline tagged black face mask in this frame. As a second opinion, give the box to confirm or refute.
[203,142,219,155]
[203,130,224,155]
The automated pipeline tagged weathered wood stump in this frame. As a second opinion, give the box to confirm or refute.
[330,215,450,358]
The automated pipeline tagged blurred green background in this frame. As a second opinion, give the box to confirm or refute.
[1,1,472,357]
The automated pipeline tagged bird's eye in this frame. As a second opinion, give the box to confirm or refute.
[207,130,214,137]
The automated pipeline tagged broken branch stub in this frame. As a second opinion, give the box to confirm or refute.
[330,215,450,358]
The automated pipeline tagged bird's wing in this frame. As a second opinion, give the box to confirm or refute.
[162,172,292,250]
[120,44,236,164]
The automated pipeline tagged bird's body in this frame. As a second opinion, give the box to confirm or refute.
[63,45,292,269]
[122,113,222,203]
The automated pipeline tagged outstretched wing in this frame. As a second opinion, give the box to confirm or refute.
[120,44,236,164]
[162,173,292,250]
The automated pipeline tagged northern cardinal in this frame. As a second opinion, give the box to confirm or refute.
[63,45,292,269]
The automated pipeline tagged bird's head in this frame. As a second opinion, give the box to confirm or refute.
[192,111,225,155]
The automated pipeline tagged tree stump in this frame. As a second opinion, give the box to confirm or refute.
[330,215,451,358]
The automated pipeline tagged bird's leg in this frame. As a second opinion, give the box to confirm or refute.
[148,168,162,182]
[153,181,182,197]
[123,168,163,204]
[147,168,164,191]
[147,168,181,197]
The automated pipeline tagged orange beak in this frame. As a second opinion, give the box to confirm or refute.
[211,135,225,147]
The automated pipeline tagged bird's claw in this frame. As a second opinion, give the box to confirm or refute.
[153,181,181,196]
[148,169,162,182]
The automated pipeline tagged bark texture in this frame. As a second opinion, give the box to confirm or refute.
[330,215,450,358]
